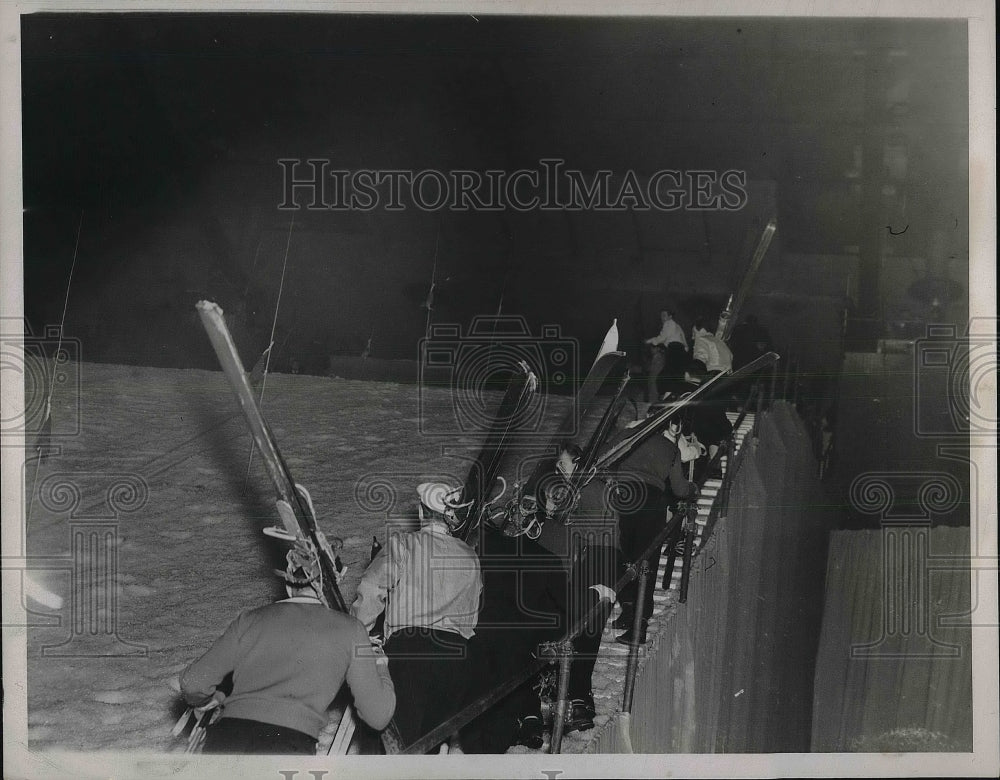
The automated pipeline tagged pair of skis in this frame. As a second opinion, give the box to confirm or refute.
[510,322,631,529]
[719,218,777,342]
[454,360,538,544]
[452,322,629,545]
[547,354,631,526]
[192,301,375,754]
[197,301,347,611]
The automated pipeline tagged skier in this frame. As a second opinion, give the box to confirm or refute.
[644,309,688,402]
[609,406,696,644]
[179,558,396,755]
[661,359,734,480]
[691,316,733,375]
[521,443,621,735]
[351,481,483,750]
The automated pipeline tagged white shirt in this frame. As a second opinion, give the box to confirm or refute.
[648,318,687,349]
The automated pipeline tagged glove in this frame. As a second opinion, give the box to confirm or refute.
[369,636,389,666]
[194,690,226,726]
[195,690,226,712]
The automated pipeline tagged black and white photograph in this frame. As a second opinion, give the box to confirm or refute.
[1,2,996,778]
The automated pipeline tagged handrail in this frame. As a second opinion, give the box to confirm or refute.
[694,380,761,552]
[395,367,773,755]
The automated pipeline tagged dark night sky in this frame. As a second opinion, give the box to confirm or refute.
[20,13,969,372]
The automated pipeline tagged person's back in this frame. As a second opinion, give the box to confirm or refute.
[354,524,481,640]
[614,428,690,502]
[181,591,396,753]
[693,329,733,373]
[608,411,695,644]
[351,482,483,750]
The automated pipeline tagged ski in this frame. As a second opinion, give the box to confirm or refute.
[508,322,626,527]
[556,351,628,447]
[594,351,779,471]
[196,300,348,612]
[540,319,624,446]
[579,367,631,468]
[550,364,631,525]
[454,360,538,543]
[720,218,777,342]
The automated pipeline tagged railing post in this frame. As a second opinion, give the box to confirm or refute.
[380,721,404,754]
[678,502,697,604]
[782,354,792,400]
[622,560,650,713]
[662,521,680,590]
[548,640,575,754]
[768,360,779,409]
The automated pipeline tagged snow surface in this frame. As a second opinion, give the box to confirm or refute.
[24,362,575,752]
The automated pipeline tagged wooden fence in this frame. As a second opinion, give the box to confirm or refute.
[811,526,973,751]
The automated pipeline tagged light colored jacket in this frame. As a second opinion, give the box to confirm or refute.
[693,329,733,373]
[351,521,483,640]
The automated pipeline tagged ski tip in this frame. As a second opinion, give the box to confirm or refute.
[195,300,223,316]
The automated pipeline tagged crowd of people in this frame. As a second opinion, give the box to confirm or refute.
[178,306,764,755]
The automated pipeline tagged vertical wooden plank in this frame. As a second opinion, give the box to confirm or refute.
[811,526,973,752]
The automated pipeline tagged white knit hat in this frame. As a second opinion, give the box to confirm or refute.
[417,482,459,515]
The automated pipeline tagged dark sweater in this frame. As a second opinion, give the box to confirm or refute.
[536,476,618,562]
[613,429,694,501]
[180,597,396,738]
